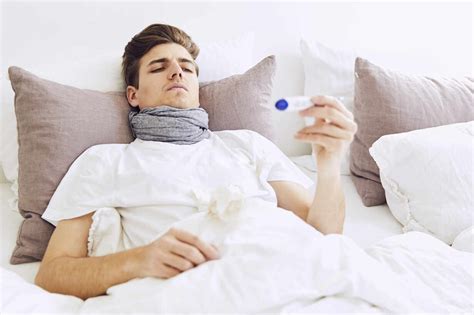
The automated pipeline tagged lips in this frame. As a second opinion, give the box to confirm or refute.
[167,83,187,91]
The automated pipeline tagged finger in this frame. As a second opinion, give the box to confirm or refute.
[160,264,181,279]
[294,132,344,151]
[297,123,354,141]
[171,228,220,260]
[161,251,195,272]
[169,238,206,265]
[309,95,353,119]
[310,95,353,120]
[299,105,356,132]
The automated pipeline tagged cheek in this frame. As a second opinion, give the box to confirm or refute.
[139,78,163,98]
[189,80,200,96]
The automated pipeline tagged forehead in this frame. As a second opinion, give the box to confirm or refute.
[140,43,193,65]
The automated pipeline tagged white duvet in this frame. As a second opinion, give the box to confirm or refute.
[2,196,473,313]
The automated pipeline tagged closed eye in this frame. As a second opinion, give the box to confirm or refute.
[151,67,193,73]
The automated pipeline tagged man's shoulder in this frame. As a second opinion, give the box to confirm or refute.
[81,143,126,155]
[77,143,128,164]
[212,129,265,141]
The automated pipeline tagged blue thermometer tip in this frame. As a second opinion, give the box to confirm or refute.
[275,99,289,110]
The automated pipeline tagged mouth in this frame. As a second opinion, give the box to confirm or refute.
[167,84,188,91]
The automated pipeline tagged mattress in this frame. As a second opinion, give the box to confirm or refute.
[0,155,402,284]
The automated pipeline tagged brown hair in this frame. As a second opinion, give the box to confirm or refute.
[122,24,200,88]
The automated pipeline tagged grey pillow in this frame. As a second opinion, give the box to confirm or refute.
[350,57,473,206]
[8,55,276,264]
[200,56,276,141]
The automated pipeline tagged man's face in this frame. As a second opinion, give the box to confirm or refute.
[127,43,200,110]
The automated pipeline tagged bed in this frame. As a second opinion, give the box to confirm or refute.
[0,161,456,314]
[1,2,473,313]
[0,159,404,284]
[1,162,472,313]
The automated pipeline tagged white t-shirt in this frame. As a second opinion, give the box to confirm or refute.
[42,129,313,249]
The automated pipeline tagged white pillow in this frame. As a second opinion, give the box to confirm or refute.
[369,121,473,245]
[0,33,256,208]
[196,32,255,82]
[452,226,473,253]
[300,39,357,175]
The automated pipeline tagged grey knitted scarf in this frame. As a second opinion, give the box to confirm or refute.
[128,105,211,145]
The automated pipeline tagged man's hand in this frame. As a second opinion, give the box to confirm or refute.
[138,228,220,279]
[294,95,357,174]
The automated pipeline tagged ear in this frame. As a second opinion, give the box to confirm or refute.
[126,85,140,108]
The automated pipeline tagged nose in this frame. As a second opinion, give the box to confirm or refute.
[167,60,183,80]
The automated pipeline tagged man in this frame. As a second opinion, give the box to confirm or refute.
[34,24,357,300]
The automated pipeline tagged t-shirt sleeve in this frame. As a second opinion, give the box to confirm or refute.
[247,130,314,189]
[41,144,117,226]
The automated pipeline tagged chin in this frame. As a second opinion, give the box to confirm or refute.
[169,101,200,110]
[167,102,187,109]
[154,95,199,109]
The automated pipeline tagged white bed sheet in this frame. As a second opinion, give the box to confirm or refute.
[0,154,402,284]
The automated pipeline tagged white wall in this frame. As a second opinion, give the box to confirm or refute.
[1,1,472,157]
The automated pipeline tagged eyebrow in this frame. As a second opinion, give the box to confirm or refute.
[147,57,196,68]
